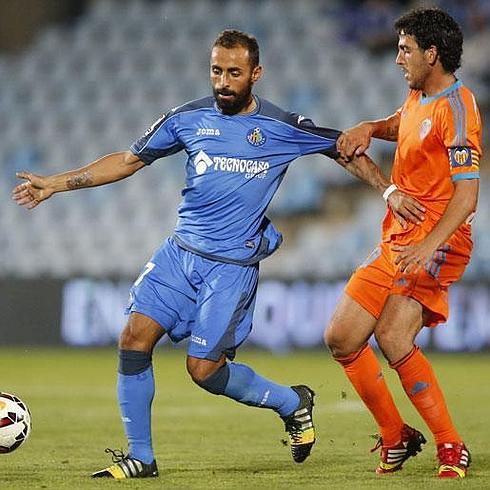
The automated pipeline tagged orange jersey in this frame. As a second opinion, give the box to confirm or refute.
[383,80,482,244]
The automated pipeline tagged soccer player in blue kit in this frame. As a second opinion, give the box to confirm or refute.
[13,30,422,479]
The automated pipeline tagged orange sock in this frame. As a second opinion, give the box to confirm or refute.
[336,344,404,446]
[391,346,461,445]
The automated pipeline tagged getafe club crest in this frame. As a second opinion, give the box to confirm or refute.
[247,127,266,146]
[419,118,432,140]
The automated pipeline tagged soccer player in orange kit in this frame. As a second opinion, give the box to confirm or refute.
[325,8,482,478]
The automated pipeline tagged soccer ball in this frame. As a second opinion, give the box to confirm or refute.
[0,392,32,453]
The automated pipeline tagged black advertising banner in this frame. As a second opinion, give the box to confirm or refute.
[2,278,490,351]
[1,279,63,345]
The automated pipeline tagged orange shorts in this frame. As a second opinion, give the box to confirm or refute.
[345,229,472,327]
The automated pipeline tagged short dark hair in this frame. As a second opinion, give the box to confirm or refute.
[394,8,463,73]
[212,29,260,67]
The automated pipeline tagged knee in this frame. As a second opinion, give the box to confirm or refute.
[186,363,209,386]
[119,314,163,351]
[119,324,139,350]
[119,324,147,351]
[374,325,402,360]
[324,326,338,354]
[186,357,221,386]
[324,322,356,358]
[186,357,229,394]
[324,324,336,351]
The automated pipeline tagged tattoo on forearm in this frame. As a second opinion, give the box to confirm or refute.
[385,125,398,140]
[383,118,399,141]
[342,156,387,193]
[66,171,94,190]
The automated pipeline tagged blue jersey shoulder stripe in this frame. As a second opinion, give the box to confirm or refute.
[257,97,341,159]
[419,79,462,105]
[168,96,215,116]
[257,97,313,126]
[131,97,215,164]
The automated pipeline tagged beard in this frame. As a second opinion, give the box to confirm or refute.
[407,77,423,90]
[213,84,253,115]
[403,66,430,91]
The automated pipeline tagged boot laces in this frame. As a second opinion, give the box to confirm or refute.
[285,419,303,444]
[370,437,382,453]
[105,447,127,464]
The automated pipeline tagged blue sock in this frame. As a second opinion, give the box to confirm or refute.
[200,362,300,417]
[117,350,155,464]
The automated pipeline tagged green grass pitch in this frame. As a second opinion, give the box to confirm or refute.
[0,347,488,489]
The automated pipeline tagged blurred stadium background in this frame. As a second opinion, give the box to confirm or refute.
[1,0,489,353]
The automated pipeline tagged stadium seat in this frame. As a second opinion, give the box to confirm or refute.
[0,0,488,280]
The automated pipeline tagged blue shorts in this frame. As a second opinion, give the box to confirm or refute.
[126,237,259,361]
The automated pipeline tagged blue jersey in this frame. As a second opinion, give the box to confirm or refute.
[130,95,340,264]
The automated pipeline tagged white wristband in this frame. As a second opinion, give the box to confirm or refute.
[382,184,398,202]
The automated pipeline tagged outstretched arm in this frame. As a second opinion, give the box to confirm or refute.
[12,150,145,209]
[337,112,401,159]
[336,153,425,227]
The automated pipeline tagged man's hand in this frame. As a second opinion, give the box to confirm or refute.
[337,122,373,159]
[392,240,436,274]
[12,172,55,209]
[387,190,426,228]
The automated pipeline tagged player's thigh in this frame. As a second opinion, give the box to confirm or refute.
[325,292,377,357]
[188,262,259,362]
[326,245,392,356]
[344,245,393,322]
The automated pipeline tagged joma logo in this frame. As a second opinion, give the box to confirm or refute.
[196,128,221,136]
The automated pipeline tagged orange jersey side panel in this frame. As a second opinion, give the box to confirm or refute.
[383,80,482,245]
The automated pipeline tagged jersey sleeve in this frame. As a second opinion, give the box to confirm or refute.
[288,113,341,159]
[130,111,185,165]
[441,91,482,182]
